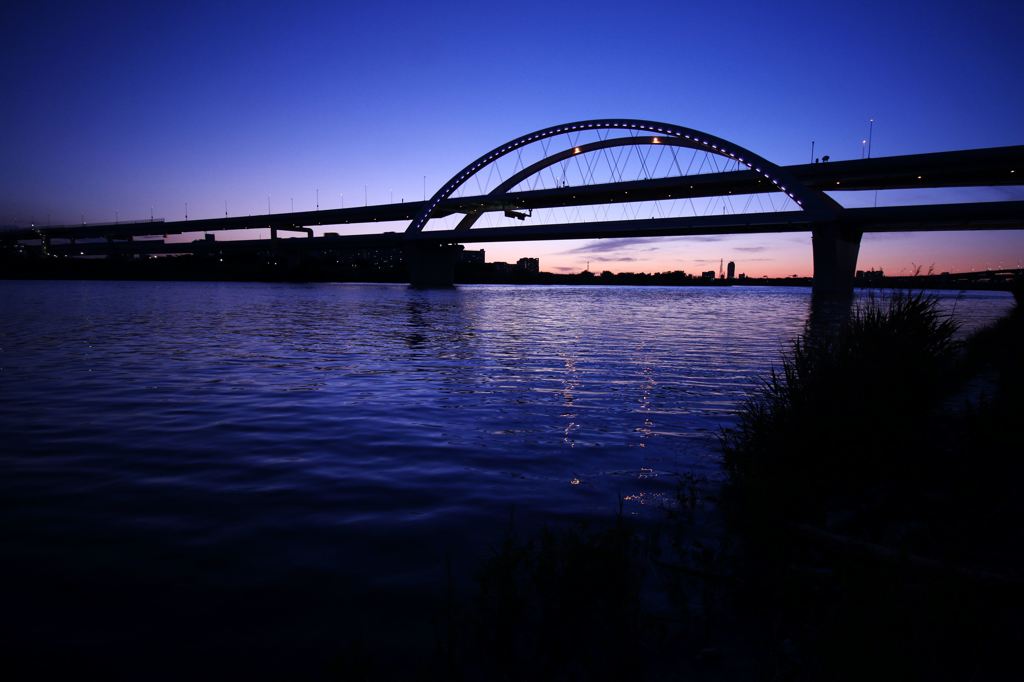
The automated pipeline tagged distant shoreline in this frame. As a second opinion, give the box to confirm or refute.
[1,264,1019,293]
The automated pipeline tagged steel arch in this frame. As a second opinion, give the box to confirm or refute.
[453,135,709,231]
[406,119,840,233]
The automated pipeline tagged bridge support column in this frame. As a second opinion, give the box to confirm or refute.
[812,222,862,295]
[406,243,461,288]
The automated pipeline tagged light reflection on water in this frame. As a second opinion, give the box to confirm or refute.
[0,281,1013,599]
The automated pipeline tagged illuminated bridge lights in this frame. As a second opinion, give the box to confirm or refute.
[408,119,834,232]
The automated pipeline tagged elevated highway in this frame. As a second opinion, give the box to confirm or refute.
[4,118,1022,293]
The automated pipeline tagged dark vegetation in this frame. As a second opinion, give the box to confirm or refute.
[392,483,747,681]
[722,291,961,517]
[720,289,1024,680]
[383,289,1024,681]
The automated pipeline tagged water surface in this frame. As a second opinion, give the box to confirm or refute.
[0,281,1012,671]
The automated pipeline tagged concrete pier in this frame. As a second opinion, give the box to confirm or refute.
[812,222,863,295]
[406,243,461,287]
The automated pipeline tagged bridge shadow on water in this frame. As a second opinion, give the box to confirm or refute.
[805,291,856,340]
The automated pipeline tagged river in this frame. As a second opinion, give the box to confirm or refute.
[0,280,1013,674]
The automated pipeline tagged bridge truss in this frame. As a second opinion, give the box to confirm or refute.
[408,119,839,236]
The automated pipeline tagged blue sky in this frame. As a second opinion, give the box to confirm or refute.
[2,0,1022,275]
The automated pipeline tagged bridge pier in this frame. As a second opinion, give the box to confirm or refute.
[406,243,461,288]
[812,222,862,295]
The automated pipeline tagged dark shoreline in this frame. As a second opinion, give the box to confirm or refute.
[1,257,1019,293]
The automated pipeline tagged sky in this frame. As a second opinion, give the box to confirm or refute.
[2,0,1022,276]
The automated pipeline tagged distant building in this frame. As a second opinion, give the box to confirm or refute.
[856,268,885,284]
[727,261,735,280]
[516,257,539,273]
[491,261,513,274]
[460,249,485,264]
[701,270,716,280]
[332,247,405,269]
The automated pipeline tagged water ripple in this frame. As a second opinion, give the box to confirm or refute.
[0,281,1013,590]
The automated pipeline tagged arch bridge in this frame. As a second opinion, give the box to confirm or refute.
[405,119,861,291]
[7,119,1024,293]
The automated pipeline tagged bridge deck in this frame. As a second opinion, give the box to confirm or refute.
[4,145,1022,243]
[36,201,1024,259]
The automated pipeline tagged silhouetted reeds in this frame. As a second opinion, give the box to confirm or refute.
[721,291,959,519]
[719,290,1024,680]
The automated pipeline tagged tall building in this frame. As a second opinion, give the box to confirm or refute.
[727,261,735,280]
[516,257,539,273]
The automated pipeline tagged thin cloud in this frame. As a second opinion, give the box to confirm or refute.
[556,238,658,254]
[685,235,729,242]
[556,234,728,256]
[691,257,775,264]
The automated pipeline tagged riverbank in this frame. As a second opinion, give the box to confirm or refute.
[719,289,1024,679]
[419,290,1024,680]
[2,257,1020,295]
